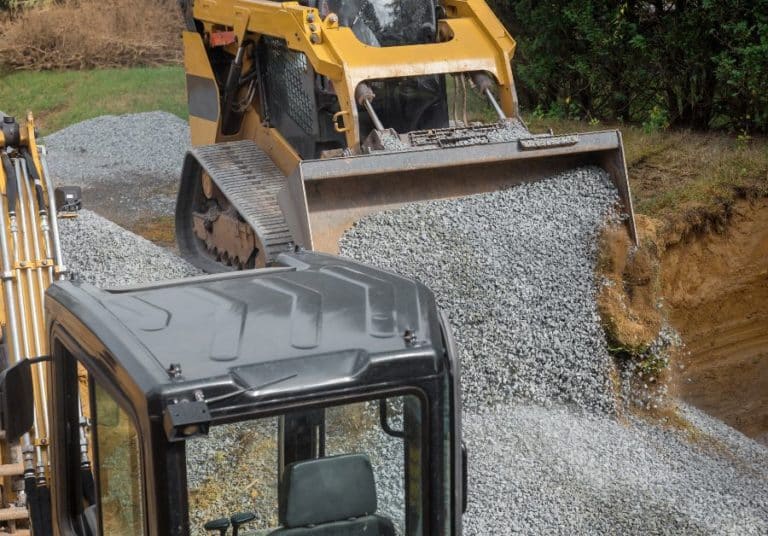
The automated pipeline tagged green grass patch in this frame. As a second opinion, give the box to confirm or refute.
[0,66,187,134]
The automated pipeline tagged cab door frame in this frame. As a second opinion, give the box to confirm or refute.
[48,321,156,536]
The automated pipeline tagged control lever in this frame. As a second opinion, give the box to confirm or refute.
[231,511,256,536]
[204,517,230,536]
[470,72,506,121]
[355,83,385,131]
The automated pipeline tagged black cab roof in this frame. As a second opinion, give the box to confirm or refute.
[46,252,447,420]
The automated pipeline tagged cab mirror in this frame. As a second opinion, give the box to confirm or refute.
[0,359,34,441]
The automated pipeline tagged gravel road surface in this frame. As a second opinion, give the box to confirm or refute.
[52,113,768,535]
[42,112,190,232]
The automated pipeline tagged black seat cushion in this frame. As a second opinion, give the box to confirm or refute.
[268,454,396,536]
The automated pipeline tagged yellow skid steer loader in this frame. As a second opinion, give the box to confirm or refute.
[175,0,637,272]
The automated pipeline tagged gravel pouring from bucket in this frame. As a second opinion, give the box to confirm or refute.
[283,128,637,256]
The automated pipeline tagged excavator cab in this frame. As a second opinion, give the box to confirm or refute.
[19,251,465,535]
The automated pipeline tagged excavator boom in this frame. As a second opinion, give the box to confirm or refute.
[0,113,74,536]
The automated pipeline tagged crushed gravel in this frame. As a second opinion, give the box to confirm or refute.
[58,209,200,287]
[341,166,620,414]
[339,167,768,532]
[43,111,190,185]
[463,402,768,535]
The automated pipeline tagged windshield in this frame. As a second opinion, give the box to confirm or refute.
[321,0,437,46]
[185,394,424,535]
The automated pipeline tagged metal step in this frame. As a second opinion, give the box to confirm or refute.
[0,507,28,522]
[0,464,23,477]
[191,141,294,262]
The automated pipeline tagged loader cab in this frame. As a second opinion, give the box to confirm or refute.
[41,252,465,536]
[319,0,438,47]
[241,0,448,159]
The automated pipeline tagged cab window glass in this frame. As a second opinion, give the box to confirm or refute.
[325,396,423,533]
[186,394,423,536]
[93,382,146,535]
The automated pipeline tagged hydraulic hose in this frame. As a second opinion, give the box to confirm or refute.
[21,148,47,215]
[1,153,18,217]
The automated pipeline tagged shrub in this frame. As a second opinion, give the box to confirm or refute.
[0,0,182,70]
[492,0,768,133]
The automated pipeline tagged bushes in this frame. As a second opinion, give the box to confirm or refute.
[493,0,768,133]
[0,0,48,12]
[0,0,182,70]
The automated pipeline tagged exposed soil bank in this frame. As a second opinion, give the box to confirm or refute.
[662,199,768,444]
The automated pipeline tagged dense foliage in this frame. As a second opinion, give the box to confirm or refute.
[492,0,768,133]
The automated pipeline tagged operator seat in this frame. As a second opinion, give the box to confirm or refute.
[268,453,395,536]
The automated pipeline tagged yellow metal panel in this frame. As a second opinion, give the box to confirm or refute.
[183,31,221,145]
[189,116,219,146]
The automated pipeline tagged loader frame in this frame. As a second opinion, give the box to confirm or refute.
[181,0,519,161]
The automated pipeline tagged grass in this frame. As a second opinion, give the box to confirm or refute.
[0,66,187,134]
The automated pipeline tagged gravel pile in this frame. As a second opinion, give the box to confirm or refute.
[340,166,620,414]
[43,111,190,184]
[58,209,200,287]
[486,118,530,142]
[463,402,768,535]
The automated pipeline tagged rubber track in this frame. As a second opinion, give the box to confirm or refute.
[191,140,294,263]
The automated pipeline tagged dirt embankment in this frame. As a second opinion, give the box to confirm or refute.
[601,198,768,443]
[663,199,768,444]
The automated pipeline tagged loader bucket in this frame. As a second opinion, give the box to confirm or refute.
[279,130,637,255]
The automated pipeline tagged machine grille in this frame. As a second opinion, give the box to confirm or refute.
[261,37,315,136]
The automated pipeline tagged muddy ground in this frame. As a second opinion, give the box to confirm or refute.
[79,174,179,248]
